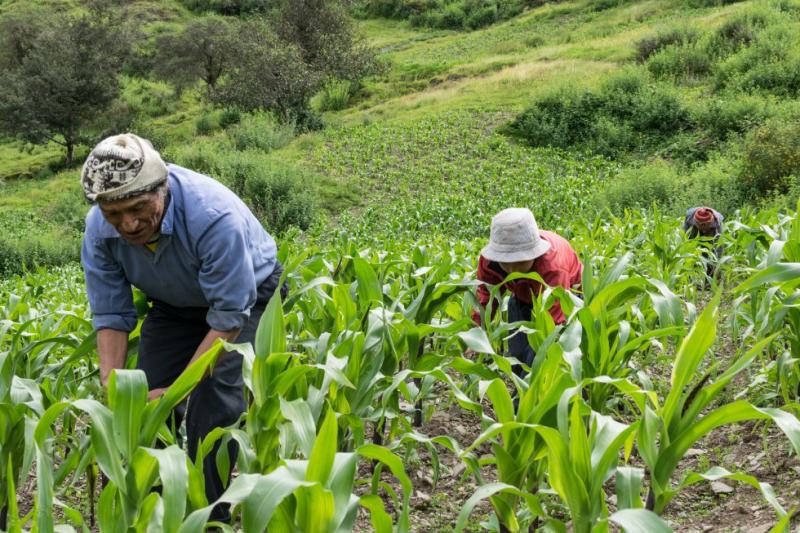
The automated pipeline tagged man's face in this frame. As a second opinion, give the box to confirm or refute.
[499,259,535,274]
[99,190,165,245]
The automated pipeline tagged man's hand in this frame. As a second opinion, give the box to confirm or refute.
[147,387,167,401]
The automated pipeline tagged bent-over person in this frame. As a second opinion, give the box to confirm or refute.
[80,133,287,522]
[683,206,724,277]
[472,208,582,376]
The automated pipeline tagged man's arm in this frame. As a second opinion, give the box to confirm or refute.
[188,327,241,367]
[97,328,129,386]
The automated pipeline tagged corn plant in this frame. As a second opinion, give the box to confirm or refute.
[637,297,800,515]
[455,374,668,533]
[0,352,42,531]
[33,344,222,532]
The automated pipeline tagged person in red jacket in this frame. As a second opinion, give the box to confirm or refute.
[473,208,582,375]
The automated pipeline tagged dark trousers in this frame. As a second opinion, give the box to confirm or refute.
[507,296,536,378]
[137,265,287,521]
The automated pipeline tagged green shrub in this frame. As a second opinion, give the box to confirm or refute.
[592,0,631,11]
[195,112,220,136]
[179,0,269,15]
[242,164,317,234]
[317,79,353,112]
[740,118,800,195]
[167,138,229,176]
[596,160,682,212]
[692,95,769,141]
[0,233,80,276]
[677,153,747,215]
[358,0,526,30]
[635,28,698,63]
[715,25,800,95]
[507,68,690,158]
[704,6,776,58]
[465,4,498,28]
[684,0,746,7]
[190,148,317,233]
[647,43,712,81]
[228,112,295,152]
[219,108,242,129]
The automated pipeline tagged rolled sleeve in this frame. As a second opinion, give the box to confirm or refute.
[197,213,257,331]
[81,234,137,332]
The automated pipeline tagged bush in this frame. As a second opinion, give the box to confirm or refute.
[180,147,318,234]
[359,0,526,30]
[195,112,220,136]
[507,68,690,158]
[179,0,269,15]
[685,0,746,6]
[592,0,631,11]
[677,153,747,215]
[228,111,295,152]
[692,95,768,141]
[705,6,776,58]
[635,28,698,63]
[120,77,177,118]
[0,233,80,276]
[740,118,800,195]
[647,43,712,81]
[316,79,353,112]
[596,160,682,212]
[715,27,800,96]
[168,138,229,176]
[219,108,242,129]
[242,164,317,234]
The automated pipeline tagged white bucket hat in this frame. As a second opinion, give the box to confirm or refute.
[81,133,168,202]
[480,208,551,263]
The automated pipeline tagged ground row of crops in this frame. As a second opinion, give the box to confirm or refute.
[3,205,800,532]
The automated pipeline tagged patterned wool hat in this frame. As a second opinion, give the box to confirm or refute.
[481,208,551,263]
[81,133,168,202]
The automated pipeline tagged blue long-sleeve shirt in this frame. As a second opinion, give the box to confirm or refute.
[81,165,278,332]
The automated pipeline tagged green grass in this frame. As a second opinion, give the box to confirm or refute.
[0,140,63,179]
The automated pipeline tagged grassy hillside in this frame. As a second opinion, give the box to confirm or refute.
[4,0,791,276]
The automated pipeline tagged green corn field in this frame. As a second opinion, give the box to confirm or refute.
[2,207,800,531]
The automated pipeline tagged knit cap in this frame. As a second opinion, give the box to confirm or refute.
[693,207,715,225]
[81,133,168,202]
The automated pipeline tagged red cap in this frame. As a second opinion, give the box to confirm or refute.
[693,208,714,224]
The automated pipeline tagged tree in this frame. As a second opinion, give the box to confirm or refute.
[153,15,238,94]
[212,19,321,125]
[0,8,45,70]
[273,0,378,84]
[0,10,125,164]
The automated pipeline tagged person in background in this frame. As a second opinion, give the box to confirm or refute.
[80,133,287,522]
[683,206,724,277]
[472,207,583,376]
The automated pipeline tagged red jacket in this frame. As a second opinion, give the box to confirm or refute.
[473,230,583,325]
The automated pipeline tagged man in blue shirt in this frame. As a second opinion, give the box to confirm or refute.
[81,133,286,521]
